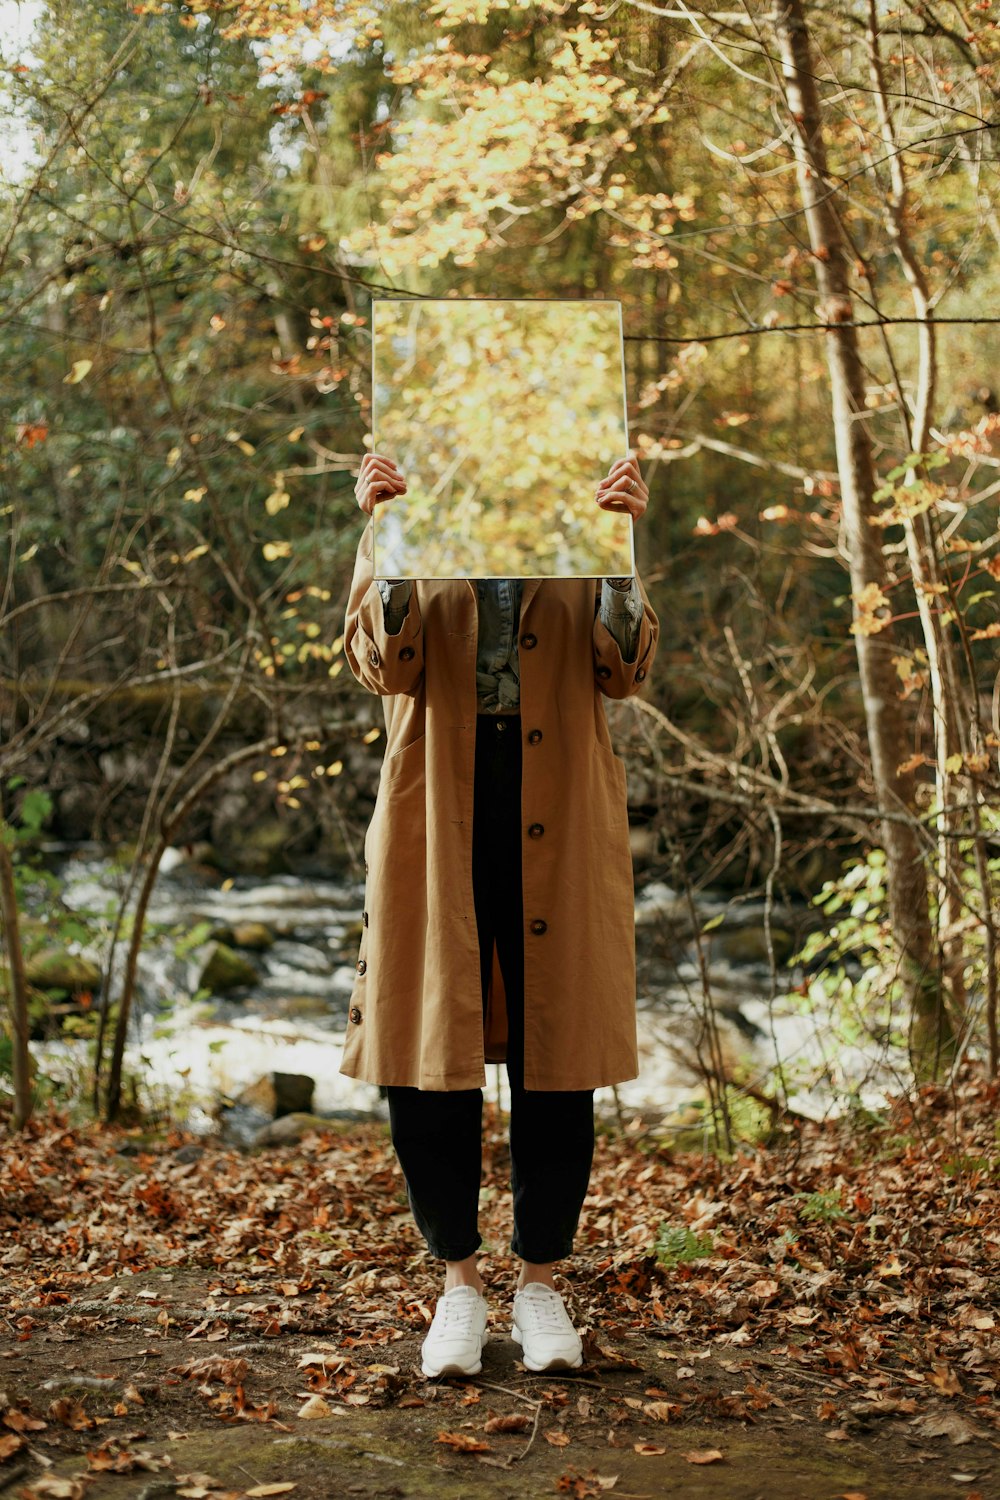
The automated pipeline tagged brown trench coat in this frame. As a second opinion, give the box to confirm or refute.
[339,520,659,1092]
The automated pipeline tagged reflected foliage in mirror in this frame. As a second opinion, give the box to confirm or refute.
[371,298,633,579]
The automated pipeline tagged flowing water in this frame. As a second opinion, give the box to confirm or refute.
[28,845,904,1136]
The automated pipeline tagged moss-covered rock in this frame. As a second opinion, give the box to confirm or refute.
[195,941,258,993]
[237,1071,315,1119]
[231,921,275,950]
[24,948,102,994]
[710,924,794,967]
[252,1111,349,1147]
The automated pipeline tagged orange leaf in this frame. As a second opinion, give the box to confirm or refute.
[684,1448,724,1464]
[483,1414,530,1433]
[435,1430,490,1453]
[634,1442,667,1456]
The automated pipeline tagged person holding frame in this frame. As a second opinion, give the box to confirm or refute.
[341,448,658,1377]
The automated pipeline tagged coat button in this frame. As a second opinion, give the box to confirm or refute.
[528,729,542,745]
[520,632,537,649]
[596,665,612,679]
[495,717,508,733]
[356,959,367,976]
[528,823,544,839]
[530,919,547,935]
[363,911,369,927]
[399,645,415,661]
[368,647,380,667]
[349,1006,362,1025]
[635,666,646,681]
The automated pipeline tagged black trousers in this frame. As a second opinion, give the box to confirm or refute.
[386,713,596,1263]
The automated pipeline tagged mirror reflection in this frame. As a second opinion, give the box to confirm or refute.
[371,298,633,579]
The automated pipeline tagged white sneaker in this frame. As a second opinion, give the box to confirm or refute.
[511,1283,583,1372]
[421,1285,489,1378]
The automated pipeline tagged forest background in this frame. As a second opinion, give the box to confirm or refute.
[2,0,1000,1130]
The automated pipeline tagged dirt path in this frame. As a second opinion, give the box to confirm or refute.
[3,1082,998,1499]
[2,1266,996,1500]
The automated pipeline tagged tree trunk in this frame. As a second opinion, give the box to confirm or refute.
[866,0,972,1028]
[0,826,33,1130]
[770,0,955,1076]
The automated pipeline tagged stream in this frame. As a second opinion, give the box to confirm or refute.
[30,844,900,1136]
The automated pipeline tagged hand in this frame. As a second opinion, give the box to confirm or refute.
[356,450,408,515]
[594,454,648,521]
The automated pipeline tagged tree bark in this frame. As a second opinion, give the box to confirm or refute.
[0,826,33,1131]
[866,0,972,1027]
[770,0,955,1076]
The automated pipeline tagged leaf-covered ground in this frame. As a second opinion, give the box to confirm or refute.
[1,1071,997,1500]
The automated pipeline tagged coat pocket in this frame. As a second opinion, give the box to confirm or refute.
[380,732,427,785]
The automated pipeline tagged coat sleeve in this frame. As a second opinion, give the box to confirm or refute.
[343,519,424,697]
[592,570,658,700]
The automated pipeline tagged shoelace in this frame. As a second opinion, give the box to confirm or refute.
[433,1291,482,1333]
[516,1290,572,1333]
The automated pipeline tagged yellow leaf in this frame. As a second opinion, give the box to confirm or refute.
[64,358,93,384]
[265,486,291,516]
[252,770,268,782]
[263,541,292,562]
[287,426,305,442]
[326,761,343,776]
[184,487,206,503]
[362,727,381,744]
[944,753,963,774]
[167,446,181,466]
[297,1395,332,1419]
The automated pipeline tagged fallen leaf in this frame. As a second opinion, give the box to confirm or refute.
[684,1448,724,1464]
[64,359,93,385]
[297,1395,332,1419]
[483,1414,530,1434]
[19,1480,86,1499]
[928,1364,963,1396]
[545,1430,571,1446]
[3,1409,46,1432]
[634,1442,667,1456]
[245,1486,297,1497]
[643,1401,680,1422]
[435,1430,490,1453]
[914,1411,979,1444]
